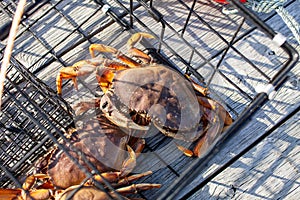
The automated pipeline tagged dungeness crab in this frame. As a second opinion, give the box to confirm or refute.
[0,115,160,200]
[56,32,233,157]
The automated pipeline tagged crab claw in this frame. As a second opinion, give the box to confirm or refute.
[120,145,137,177]
[22,174,50,190]
[56,61,96,95]
[175,96,233,157]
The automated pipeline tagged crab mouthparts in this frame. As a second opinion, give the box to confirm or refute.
[154,121,205,142]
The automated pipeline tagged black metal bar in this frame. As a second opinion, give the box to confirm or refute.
[181,0,197,36]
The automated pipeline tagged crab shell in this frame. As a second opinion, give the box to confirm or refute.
[35,116,143,189]
[99,64,205,142]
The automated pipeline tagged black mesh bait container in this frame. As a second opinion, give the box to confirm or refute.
[0,0,298,199]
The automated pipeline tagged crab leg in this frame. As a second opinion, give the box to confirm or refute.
[120,145,137,177]
[89,44,142,68]
[127,32,155,64]
[195,97,233,157]
[128,136,145,157]
[0,188,22,200]
[96,67,116,93]
[116,183,161,195]
[115,171,153,187]
[188,76,233,126]
[196,96,233,126]
[89,32,154,67]
[185,74,208,96]
[57,57,131,95]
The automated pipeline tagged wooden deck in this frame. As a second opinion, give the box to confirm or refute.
[0,0,299,199]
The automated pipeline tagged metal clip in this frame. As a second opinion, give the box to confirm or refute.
[272,32,286,47]
[101,4,110,14]
[255,83,276,99]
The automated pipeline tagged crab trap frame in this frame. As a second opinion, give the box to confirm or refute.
[0,0,298,199]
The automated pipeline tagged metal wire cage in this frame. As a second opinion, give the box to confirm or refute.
[0,0,298,199]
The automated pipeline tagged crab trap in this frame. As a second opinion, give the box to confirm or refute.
[0,0,298,199]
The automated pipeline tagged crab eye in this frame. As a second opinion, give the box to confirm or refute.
[129,110,136,117]
[102,101,108,109]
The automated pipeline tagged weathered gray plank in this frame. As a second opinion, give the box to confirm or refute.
[188,107,300,200]
[1,0,299,199]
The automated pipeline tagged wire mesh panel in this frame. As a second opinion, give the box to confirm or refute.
[0,0,298,199]
[0,56,74,188]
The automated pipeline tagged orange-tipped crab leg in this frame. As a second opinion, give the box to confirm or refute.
[197,96,233,126]
[116,183,161,195]
[185,74,208,96]
[92,171,154,188]
[127,32,155,64]
[56,60,96,95]
[192,104,226,157]
[95,57,140,93]
[0,188,22,200]
[89,32,155,66]
[115,171,152,187]
[89,44,141,68]
[194,97,233,157]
